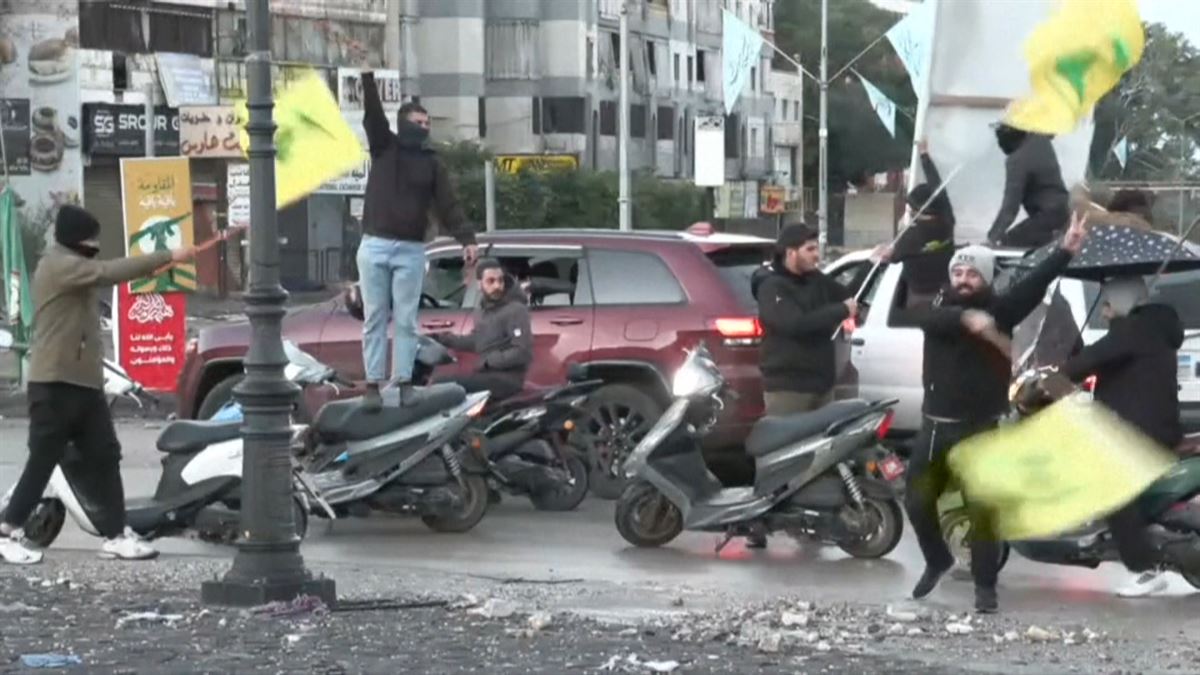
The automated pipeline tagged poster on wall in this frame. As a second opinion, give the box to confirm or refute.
[113,283,187,392]
[119,156,197,293]
[226,162,250,230]
[0,0,84,256]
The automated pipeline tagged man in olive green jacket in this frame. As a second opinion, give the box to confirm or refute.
[0,205,193,565]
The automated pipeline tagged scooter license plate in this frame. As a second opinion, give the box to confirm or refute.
[879,454,905,481]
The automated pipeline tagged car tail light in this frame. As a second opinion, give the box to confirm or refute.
[1082,375,1097,392]
[875,410,895,440]
[709,317,762,347]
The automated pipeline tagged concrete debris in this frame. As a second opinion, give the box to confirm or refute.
[885,605,920,623]
[115,611,185,629]
[527,611,553,632]
[468,598,517,620]
[780,611,810,628]
[1026,626,1057,642]
[945,622,974,635]
[906,627,924,637]
[757,633,782,653]
[600,654,681,673]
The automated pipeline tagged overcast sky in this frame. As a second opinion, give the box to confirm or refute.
[1141,0,1200,48]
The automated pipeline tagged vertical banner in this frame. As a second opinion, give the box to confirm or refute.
[885,0,935,95]
[119,156,196,293]
[693,116,726,187]
[721,10,764,114]
[115,283,187,392]
[0,0,84,268]
[856,73,898,138]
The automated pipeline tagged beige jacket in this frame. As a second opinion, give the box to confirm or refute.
[28,245,173,389]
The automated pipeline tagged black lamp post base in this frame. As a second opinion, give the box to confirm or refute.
[202,575,336,608]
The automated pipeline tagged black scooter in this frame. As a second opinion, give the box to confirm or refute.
[415,337,600,511]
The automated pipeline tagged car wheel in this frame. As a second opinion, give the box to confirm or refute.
[577,384,662,500]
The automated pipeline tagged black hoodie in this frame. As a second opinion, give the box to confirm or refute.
[752,258,850,394]
[988,132,1070,243]
[1062,303,1185,448]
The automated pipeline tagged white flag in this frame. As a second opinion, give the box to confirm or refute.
[722,9,764,115]
[885,0,935,95]
[1113,136,1128,170]
[857,73,897,138]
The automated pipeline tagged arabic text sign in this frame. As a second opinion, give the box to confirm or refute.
[179,105,243,158]
[226,162,251,229]
[116,285,187,392]
[120,157,197,293]
[156,52,218,107]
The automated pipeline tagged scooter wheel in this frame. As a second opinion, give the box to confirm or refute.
[421,475,489,533]
[529,450,590,512]
[24,498,66,549]
[837,497,904,560]
[615,481,682,548]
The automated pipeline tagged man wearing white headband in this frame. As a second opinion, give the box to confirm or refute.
[900,212,1087,613]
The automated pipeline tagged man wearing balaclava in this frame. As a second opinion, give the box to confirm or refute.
[1062,276,1183,598]
[0,205,194,565]
[884,139,956,306]
[987,123,1071,248]
[357,72,478,412]
[896,213,1087,613]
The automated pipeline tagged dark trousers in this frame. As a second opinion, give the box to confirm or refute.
[905,417,1002,590]
[4,383,126,538]
[991,207,1070,248]
[1108,502,1157,573]
[436,372,524,403]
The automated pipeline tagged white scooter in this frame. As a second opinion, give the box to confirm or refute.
[0,329,322,548]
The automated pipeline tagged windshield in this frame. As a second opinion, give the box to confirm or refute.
[1082,270,1200,330]
[707,246,772,309]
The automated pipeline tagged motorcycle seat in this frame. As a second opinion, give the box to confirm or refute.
[156,420,242,454]
[745,400,874,458]
[314,383,466,442]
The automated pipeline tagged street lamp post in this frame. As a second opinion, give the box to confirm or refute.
[202,0,335,607]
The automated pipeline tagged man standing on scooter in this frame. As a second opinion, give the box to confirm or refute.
[432,259,532,403]
[0,205,194,565]
[1061,276,1182,597]
[900,212,1087,612]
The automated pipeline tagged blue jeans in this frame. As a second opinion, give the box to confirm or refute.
[356,235,425,383]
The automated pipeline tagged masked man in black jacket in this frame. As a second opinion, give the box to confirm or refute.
[882,139,956,306]
[1061,276,1183,598]
[987,123,1071,248]
[901,212,1086,613]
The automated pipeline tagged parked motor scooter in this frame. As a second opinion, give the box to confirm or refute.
[939,367,1200,588]
[0,329,318,548]
[414,336,599,511]
[295,338,493,533]
[615,343,906,558]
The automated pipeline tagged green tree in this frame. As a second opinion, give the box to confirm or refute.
[774,0,916,191]
[1089,23,1200,182]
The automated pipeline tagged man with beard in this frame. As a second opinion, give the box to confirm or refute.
[432,259,533,403]
[987,123,1071,248]
[357,73,478,412]
[901,212,1087,613]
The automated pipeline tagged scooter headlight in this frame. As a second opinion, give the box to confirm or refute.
[672,355,721,398]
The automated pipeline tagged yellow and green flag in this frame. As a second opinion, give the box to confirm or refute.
[948,396,1173,541]
[235,70,366,209]
[1005,0,1144,135]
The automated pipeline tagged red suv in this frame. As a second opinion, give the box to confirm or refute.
[177,229,774,496]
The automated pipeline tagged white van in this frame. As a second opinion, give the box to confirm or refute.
[824,250,1200,436]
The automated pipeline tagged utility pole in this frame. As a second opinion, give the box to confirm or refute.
[202,0,335,608]
[817,0,829,257]
[618,2,631,231]
[144,84,155,158]
[484,159,496,232]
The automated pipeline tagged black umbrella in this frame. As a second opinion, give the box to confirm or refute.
[1015,223,1200,281]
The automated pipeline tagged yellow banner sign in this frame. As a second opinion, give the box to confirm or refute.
[119,157,197,293]
[495,154,578,174]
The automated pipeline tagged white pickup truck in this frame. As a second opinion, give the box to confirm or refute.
[824,249,1200,437]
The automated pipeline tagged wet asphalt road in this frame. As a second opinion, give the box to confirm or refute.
[3,419,1200,643]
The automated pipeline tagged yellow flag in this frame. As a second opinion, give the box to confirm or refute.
[947,397,1173,541]
[235,70,367,209]
[1005,0,1144,135]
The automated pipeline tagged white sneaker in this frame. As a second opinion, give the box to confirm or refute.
[98,528,159,561]
[0,529,44,565]
[1116,570,1169,598]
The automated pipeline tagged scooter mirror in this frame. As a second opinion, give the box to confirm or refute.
[283,340,337,384]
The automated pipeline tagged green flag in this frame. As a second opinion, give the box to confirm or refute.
[0,189,33,330]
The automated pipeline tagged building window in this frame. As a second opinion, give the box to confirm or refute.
[751,127,759,157]
[533,97,586,134]
[587,37,595,79]
[81,2,213,57]
[646,42,657,77]
[687,55,694,86]
[794,101,801,121]
[630,104,647,138]
[673,53,680,85]
[148,5,214,57]
[725,113,740,158]
[479,97,487,138]
[600,101,617,136]
[657,106,674,140]
[487,21,540,79]
[696,50,707,82]
[750,67,756,92]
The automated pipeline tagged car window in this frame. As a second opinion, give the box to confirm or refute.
[425,256,468,309]
[831,261,874,296]
[706,246,772,309]
[474,253,586,309]
[1082,270,1200,330]
[588,249,685,305]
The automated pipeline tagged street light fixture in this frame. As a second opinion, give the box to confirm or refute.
[201,0,335,607]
